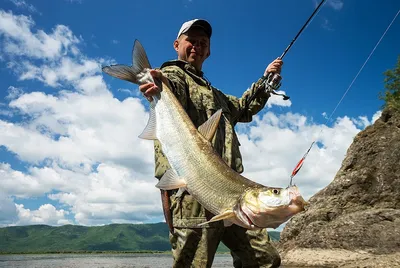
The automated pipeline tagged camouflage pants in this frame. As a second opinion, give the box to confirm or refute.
[169,224,281,268]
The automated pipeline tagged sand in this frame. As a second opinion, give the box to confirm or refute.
[280,248,400,267]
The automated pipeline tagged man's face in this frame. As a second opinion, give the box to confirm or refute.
[174,27,210,71]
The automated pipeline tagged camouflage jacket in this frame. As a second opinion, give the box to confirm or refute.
[154,60,270,227]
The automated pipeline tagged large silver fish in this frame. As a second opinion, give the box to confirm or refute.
[102,40,307,229]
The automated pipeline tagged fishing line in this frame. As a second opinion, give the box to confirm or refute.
[289,8,400,186]
[324,9,400,126]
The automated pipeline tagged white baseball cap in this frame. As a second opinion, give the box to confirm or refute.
[177,19,212,39]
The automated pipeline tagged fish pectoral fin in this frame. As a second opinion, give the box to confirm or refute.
[155,169,187,190]
[198,210,236,227]
[198,109,223,141]
[138,101,157,140]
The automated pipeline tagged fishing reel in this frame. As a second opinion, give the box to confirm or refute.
[263,72,290,100]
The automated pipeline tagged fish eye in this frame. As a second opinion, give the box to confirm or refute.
[272,189,280,195]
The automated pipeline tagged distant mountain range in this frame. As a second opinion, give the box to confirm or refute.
[0,223,280,253]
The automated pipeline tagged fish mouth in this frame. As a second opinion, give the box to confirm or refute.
[288,195,309,212]
[239,205,260,229]
[288,187,308,209]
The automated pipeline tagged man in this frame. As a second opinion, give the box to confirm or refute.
[140,19,283,268]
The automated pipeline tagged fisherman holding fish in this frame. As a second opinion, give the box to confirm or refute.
[139,19,283,268]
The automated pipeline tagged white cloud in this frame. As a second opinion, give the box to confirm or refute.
[312,0,343,31]
[6,86,24,100]
[0,10,80,60]
[0,161,161,226]
[0,163,53,198]
[372,110,382,123]
[15,204,71,225]
[266,91,292,108]
[8,0,38,13]
[327,0,344,11]
[8,58,103,90]
[321,18,334,31]
[313,0,343,11]
[3,91,154,170]
[53,163,161,225]
[65,0,83,3]
[117,88,139,97]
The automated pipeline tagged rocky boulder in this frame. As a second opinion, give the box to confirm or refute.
[279,108,400,265]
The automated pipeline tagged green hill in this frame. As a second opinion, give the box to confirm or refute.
[0,223,280,253]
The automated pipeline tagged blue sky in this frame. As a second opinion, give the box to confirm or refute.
[0,0,399,227]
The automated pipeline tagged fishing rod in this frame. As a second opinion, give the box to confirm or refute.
[264,0,326,96]
[234,0,326,123]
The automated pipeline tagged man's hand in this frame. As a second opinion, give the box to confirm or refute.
[139,69,163,101]
[264,58,283,76]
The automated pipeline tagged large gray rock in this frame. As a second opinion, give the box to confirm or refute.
[280,108,400,255]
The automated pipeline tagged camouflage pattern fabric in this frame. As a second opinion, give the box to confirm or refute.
[154,60,280,267]
[169,227,223,268]
[170,225,281,268]
[224,226,281,268]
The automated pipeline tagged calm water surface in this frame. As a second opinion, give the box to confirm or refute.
[0,253,234,268]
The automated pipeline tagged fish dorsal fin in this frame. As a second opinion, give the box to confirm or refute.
[198,109,223,141]
[155,169,187,190]
[138,101,157,140]
[197,209,236,227]
[101,40,151,85]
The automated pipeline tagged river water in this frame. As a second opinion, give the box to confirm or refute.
[0,253,234,268]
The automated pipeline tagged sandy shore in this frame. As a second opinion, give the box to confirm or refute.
[280,248,400,267]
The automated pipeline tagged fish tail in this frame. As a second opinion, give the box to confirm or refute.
[102,40,152,85]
